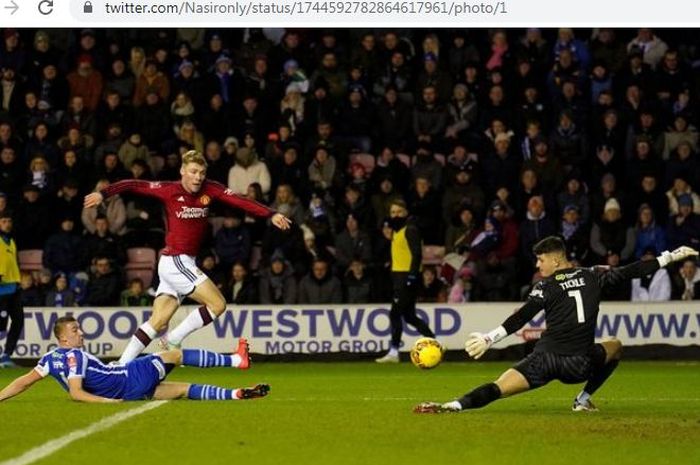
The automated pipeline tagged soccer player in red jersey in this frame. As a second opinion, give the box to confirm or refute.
[84,150,291,363]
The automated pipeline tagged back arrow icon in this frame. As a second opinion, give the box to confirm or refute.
[4,0,18,15]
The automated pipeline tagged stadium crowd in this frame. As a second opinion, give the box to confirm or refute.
[1,27,699,307]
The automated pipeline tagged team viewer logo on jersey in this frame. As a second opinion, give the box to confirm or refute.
[199,195,211,205]
[149,182,162,189]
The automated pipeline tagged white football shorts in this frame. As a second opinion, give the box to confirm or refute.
[156,254,209,301]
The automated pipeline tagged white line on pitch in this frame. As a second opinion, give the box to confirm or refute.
[0,401,168,465]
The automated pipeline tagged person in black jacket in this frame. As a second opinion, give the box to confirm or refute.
[376,199,435,363]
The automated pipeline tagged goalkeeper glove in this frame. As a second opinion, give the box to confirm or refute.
[465,332,492,360]
[657,246,699,267]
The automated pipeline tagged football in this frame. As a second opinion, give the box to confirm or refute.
[410,337,444,369]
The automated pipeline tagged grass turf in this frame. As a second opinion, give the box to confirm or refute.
[0,361,699,465]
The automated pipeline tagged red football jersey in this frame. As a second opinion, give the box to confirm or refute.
[100,179,273,256]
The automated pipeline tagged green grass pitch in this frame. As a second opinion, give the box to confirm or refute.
[1,361,699,465]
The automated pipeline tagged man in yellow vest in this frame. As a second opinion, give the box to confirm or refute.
[0,212,23,368]
[376,199,436,363]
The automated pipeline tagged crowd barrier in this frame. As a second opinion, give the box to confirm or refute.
[2,302,698,359]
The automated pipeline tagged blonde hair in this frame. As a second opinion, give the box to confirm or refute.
[181,150,207,168]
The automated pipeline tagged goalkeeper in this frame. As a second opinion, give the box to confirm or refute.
[415,236,698,413]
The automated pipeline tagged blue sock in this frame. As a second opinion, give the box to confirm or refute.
[182,349,234,367]
[187,384,237,400]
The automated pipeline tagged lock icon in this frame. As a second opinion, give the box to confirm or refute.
[83,1,93,13]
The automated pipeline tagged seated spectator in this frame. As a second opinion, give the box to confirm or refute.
[43,217,84,274]
[84,257,121,306]
[226,262,258,305]
[334,213,372,272]
[303,191,336,249]
[667,194,700,249]
[407,176,442,244]
[45,272,76,307]
[307,146,337,194]
[270,184,305,226]
[298,257,342,304]
[665,141,699,191]
[590,198,636,263]
[519,196,556,277]
[447,267,473,303]
[416,266,446,303]
[258,250,297,304]
[631,248,672,301]
[634,204,667,259]
[344,259,374,304]
[666,177,700,216]
[662,114,698,160]
[632,175,669,226]
[26,155,55,197]
[560,204,591,264]
[671,258,700,300]
[215,209,251,273]
[556,173,591,225]
[474,252,518,302]
[84,215,127,267]
[489,200,519,262]
[227,146,271,197]
[411,144,443,190]
[117,133,150,170]
[242,182,268,241]
[82,179,127,235]
[370,175,403,228]
[19,271,42,307]
[469,216,502,261]
[444,205,477,255]
[370,147,411,196]
[120,278,153,306]
[13,184,52,250]
[52,179,83,232]
[442,164,485,225]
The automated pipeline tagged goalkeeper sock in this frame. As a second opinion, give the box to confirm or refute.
[182,349,242,368]
[582,359,620,396]
[457,383,501,410]
[187,384,239,400]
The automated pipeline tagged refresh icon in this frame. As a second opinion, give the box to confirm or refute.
[38,0,54,15]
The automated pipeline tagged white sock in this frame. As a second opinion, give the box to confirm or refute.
[167,306,217,346]
[231,354,242,367]
[576,390,591,403]
[388,347,399,357]
[444,401,462,410]
[119,322,157,364]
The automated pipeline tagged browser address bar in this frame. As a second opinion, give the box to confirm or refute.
[10,0,700,26]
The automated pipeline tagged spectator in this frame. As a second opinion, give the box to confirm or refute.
[442,164,484,224]
[19,271,42,307]
[627,28,668,70]
[474,252,518,302]
[519,195,556,276]
[215,209,251,273]
[634,204,667,259]
[298,257,342,304]
[407,176,442,244]
[84,257,121,306]
[671,258,700,300]
[226,262,258,304]
[662,114,698,161]
[81,179,127,235]
[120,278,153,306]
[344,259,374,304]
[590,198,636,263]
[334,213,372,271]
[117,133,150,170]
[258,250,297,304]
[66,55,103,112]
[556,173,591,225]
[416,266,446,303]
[307,146,337,194]
[667,194,700,250]
[84,215,127,267]
[560,204,591,264]
[631,248,672,301]
[133,59,170,107]
[43,217,84,274]
[270,184,305,226]
[45,272,76,307]
[13,184,51,250]
[665,141,699,191]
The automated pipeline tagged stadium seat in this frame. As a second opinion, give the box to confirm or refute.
[249,245,262,271]
[126,268,154,287]
[208,216,225,236]
[350,153,376,174]
[422,245,446,265]
[18,249,43,272]
[125,247,157,270]
[397,153,411,167]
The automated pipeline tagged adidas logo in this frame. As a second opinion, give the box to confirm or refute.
[177,196,185,202]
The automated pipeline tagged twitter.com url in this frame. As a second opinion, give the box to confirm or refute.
[103,1,508,17]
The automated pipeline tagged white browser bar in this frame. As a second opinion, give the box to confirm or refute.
[4,0,700,26]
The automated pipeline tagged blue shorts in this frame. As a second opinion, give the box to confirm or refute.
[123,355,167,400]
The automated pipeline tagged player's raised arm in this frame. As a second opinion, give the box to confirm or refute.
[0,369,44,402]
[596,246,699,290]
[85,179,168,209]
[465,287,545,360]
[211,182,292,230]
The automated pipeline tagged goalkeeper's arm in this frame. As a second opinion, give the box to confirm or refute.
[465,299,542,359]
[597,246,699,290]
